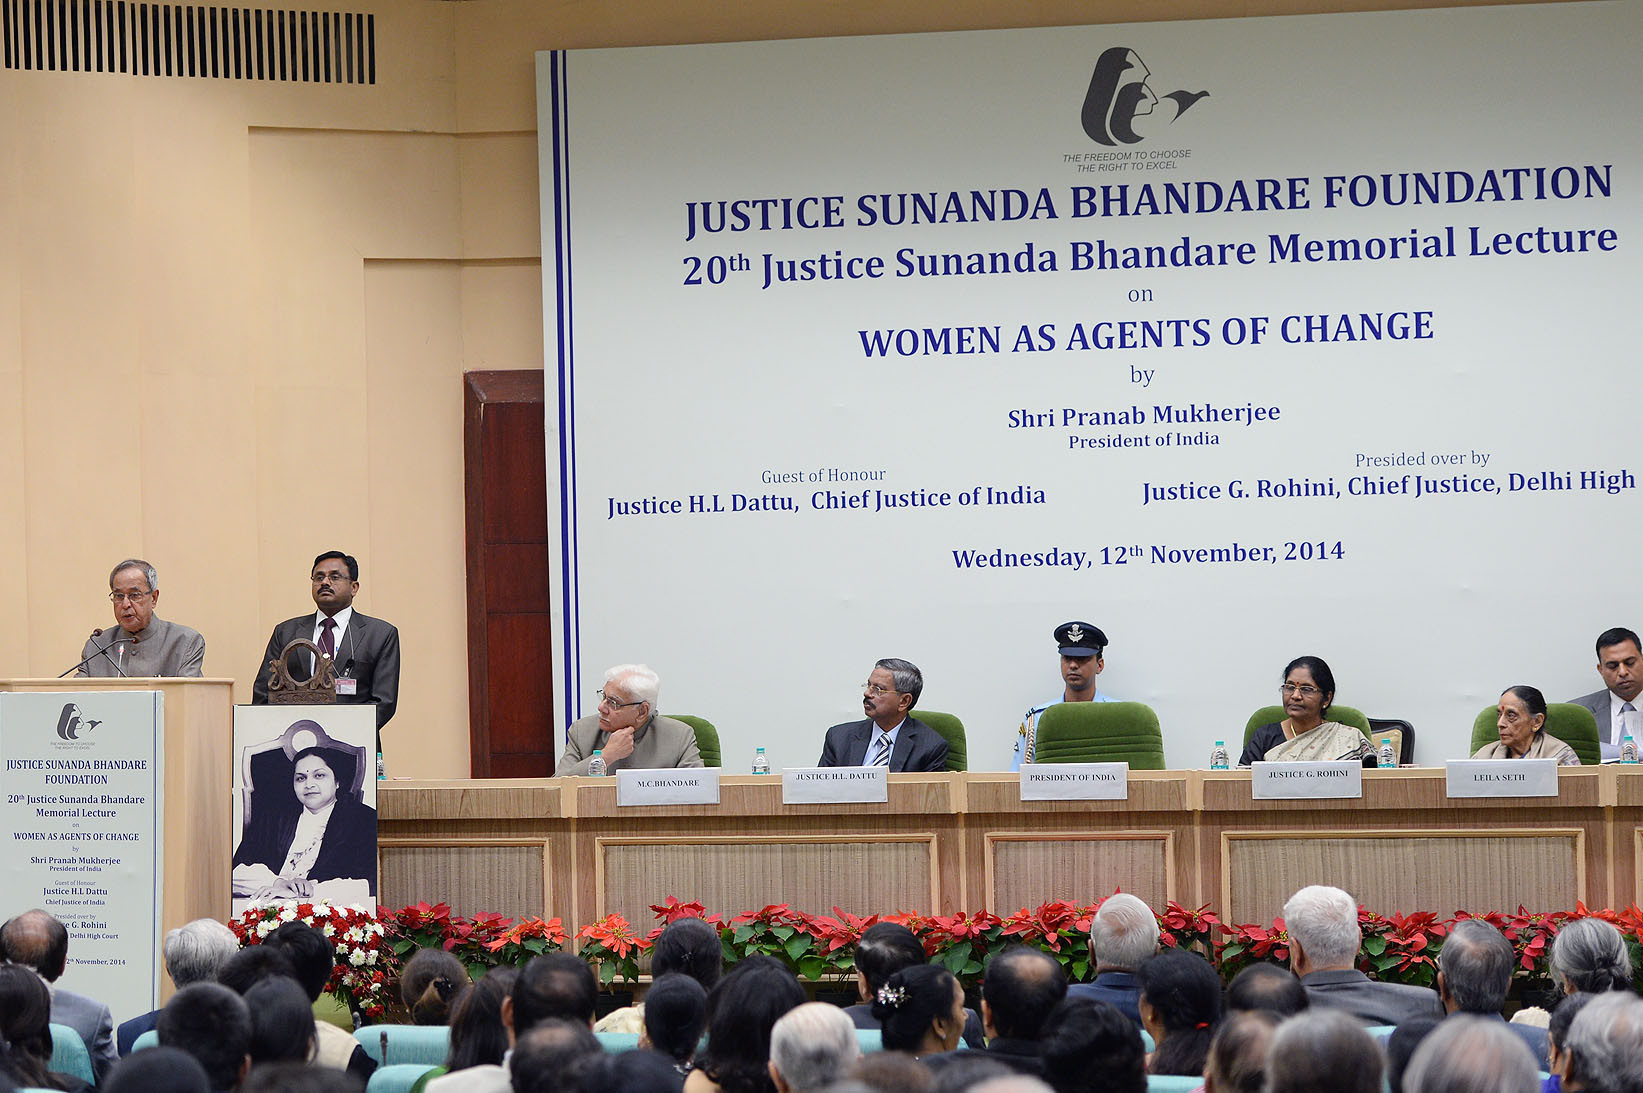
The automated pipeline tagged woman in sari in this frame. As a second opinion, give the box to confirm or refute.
[1238,656,1373,767]
[1471,685,1579,764]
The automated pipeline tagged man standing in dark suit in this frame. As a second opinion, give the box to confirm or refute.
[818,658,949,772]
[1570,626,1643,763]
[1,909,118,1082]
[252,550,401,749]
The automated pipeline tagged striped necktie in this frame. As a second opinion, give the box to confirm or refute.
[868,732,893,767]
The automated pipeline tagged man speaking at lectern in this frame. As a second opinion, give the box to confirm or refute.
[252,551,401,743]
[78,558,205,677]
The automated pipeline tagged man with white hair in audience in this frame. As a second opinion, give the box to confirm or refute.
[1064,893,1157,1028]
[1437,918,1550,1068]
[1556,991,1643,1093]
[118,917,240,1054]
[768,1002,861,1093]
[553,663,703,775]
[1403,1014,1540,1093]
[1283,885,1442,1025]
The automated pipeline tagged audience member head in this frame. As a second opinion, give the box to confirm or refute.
[165,918,241,989]
[1561,991,1643,1093]
[1281,885,1361,975]
[852,1053,936,1093]
[652,916,724,991]
[507,1020,602,1093]
[559,1049,684,1093]
[1038,997,1145,1093]
[925,1054,1012,1093]
[244,976,316,1066]
[768,1002,861,1092]
[240,1063,360,1093]
[1135,948,1220,1076]
[217,944,299,996]
[103,1046,211,1093]
[510,952,599,1036]
[697,954,806,1093]
[0,963,57,1088]
[1384,1016,1440,1093]
[1264,1008,1382,1093]
[1551,918,1633,996]
[871,964,964,1055]
[158,982,253,1092]
[1403,1013,1537,1093]
[1087,894,1159,974]
[642,973,708,1066]
[854,922,928,1001]
[981,946,1068,1042]
[263,921,336,1003]
[1437,918,1514,1015]
[1225,963,1308,1016]
[1547,993,1592,1090]
[1203,1009,1278,1093]
[0,908,69,980]
[445,966,516,1071]
[399,947,470,1025]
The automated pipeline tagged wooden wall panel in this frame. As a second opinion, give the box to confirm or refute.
[986,831,1173,912]
[381,842,548,919]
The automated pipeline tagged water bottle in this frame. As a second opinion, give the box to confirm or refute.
[375,750,386,780]
[587,749,607,777]
[1209,741,1229,771]
[751,747,771,774]
[1378,738,1397,768]
[1622,734,1638,764]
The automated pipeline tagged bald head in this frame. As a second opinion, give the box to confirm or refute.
[982,946,1068,1041]
[0,909,69,981]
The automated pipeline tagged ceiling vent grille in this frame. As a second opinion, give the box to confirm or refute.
[3,0,374,82]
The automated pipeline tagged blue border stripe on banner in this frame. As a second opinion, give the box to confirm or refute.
[548,49,581,729]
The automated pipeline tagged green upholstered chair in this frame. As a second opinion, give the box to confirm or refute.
[1468,702,1600,766]
[1031,702,1166,769]
[913,709,967,771]
[1242,704,1373,751]
[595,1032,640,1052]
[47,1024,93,1086]
[672,715,721,768]
[367,1064,439,1093]
[354,1025,452,1067]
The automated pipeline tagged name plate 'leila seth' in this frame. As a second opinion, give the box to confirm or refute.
[616,768,721,806]
[782,767,888,805]
[1251,761,1363,799]
[1445,759,1558,798]
[1020,763,1128,801]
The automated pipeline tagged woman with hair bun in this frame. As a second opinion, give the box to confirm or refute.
[871,964,965,1057]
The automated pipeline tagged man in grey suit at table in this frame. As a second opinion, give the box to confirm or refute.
[1570,626,1643,763]
[1285,885,1443,1026]
[78,558,205,677]
[252,550,400,749]
[1,909,118,1082]
[553,663,703,775]
[817,658,949,772]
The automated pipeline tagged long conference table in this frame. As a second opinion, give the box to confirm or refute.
[379,768,1643,929]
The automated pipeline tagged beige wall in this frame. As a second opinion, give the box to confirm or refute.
[0,0,1570,777]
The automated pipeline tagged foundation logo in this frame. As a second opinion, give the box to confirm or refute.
[55,703,101,741]
[1081,47,1209,146]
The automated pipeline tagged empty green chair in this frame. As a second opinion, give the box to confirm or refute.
[1032,702,1165,769]
[913,709,967,771]
[672,715,721,768]
[1468,702,1600,766]
[1242,704,1373,753]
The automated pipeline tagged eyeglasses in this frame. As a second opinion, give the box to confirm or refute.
[597,688,645,710]
[109,591,152,604]
[1280,683,1321,697]
[862,683,897,698]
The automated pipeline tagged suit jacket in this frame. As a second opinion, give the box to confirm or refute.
[78,616,205,678]
[232,794,379,893]
[1572,689,1622,760]
[52,985,117,1082]
[1301,968,1443,1026]
[1067,970,1144,1027]
[926,1037,1043,1076]
[252,611,400,733]
[554,714,703,776]
[818,716,950,772]
[116,1008,159,1055]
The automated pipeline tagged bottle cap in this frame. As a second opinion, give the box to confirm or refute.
[593,749,603,756]
[756,747,765,752]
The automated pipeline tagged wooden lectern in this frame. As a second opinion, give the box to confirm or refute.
[0,677,233,992]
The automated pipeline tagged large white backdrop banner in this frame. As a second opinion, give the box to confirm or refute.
[537,3,1640,772]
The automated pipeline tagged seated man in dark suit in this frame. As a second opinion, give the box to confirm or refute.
[1437,918,1550,1069]
[1066,893,1157,1028]
[1570,626,1643,763]
[118,917,240,1054]
[1284,885,1442,1026]
[818,658,949,772]
[929,946,1067,1075]
[0,908,117,1081]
